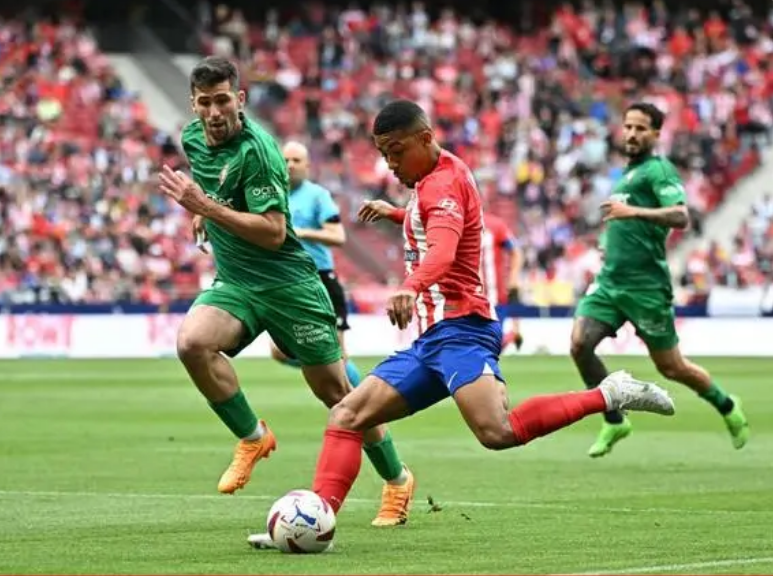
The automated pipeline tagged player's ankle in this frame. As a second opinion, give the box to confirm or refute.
[243,421,266,441]
[386,467,409,486]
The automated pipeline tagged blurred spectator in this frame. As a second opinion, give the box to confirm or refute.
[0,16,202,305]
[682,192,773,304]
[195,0,773,307]
[2,1,773,308]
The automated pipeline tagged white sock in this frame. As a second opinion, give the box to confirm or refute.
[598,384,615,411]
[243,421,265,441]
[386,466,408,486]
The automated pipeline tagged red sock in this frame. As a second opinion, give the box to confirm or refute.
[508,389,607,445]
[311,426,364,513]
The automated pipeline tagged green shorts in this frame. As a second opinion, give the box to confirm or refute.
[575,282,678,351]
[192,278,342,365]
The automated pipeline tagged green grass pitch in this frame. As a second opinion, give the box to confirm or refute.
[1,356,772,575]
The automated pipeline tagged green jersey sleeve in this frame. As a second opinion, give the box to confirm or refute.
[242,146,288,215]
[651,162,687,207]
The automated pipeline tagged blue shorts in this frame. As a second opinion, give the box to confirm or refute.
[371,315,505,414]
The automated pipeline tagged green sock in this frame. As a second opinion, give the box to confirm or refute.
[699,381,734,416]
[363,431,404,482]
[209,389,259,439]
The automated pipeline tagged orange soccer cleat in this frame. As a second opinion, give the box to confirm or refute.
[371,466,416,526]
[217,421,277,494]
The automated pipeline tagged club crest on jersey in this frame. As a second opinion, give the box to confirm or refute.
[405,249,419,262]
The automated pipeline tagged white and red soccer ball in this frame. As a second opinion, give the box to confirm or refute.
[266,489,336,553]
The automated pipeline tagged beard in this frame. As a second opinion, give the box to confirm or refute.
[624,140,653,159]
[207,121,232,144]
[205,113,242,145]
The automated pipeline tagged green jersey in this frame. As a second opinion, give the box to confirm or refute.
[181,114,318,291]
[598,155,686,291]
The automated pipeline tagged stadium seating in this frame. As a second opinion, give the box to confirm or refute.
[205,2,772,308]
[1,2,772,308]
[681,192,773,302]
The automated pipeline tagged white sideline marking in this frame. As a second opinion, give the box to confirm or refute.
[571,556,773,575]
[0,490,770,516]
[0,489,568,510]
[4,373,184,381]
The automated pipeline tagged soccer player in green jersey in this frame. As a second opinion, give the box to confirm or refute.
[571,102,750,457]
[157,56,415,526]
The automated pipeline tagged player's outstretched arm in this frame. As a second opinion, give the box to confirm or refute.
[295,191,346,245]
[358,200,406,225]
[296,221,346,246]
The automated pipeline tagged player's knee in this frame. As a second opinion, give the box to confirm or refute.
[328,400,365,432]
[570,336,594,361]
[176,329,214,363]
[302,364,351,408]
[472,422,513,451]
[313,384,349,409]
[655,360,685,381]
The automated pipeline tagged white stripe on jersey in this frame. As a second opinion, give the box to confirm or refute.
[479,208,498,321]
[482,228,498,305]
[406,199,446,333]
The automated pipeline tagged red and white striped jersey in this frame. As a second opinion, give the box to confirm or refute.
[482,212,517,306]
[403,150,495,333]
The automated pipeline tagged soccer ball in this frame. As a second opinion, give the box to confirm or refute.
[266,489,336,553]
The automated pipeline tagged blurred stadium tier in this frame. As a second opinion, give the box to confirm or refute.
[0,0,772,313]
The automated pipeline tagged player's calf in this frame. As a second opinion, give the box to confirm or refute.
[649,347,748,448]
[570,318,625,424]
[650,348,731,409]
[301,362,352,409]
[456,372,674,450]
[457,376,610,449]
[453,376,517,450]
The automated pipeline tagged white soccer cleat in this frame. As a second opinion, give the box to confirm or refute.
[598,370,675,416]
[247,532,335,553]
[247,533,276,550]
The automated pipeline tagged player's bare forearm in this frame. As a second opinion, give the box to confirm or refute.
[203,202,286,250]
[297,224,346,246]
[634,205,689,229]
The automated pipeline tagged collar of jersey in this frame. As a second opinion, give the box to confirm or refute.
[626,152,654,168]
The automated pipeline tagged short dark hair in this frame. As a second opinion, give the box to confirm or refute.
[373,99,429,136]
[190,56,239,94]
[625,102,665,130]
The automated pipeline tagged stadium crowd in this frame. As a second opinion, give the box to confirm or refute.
[1,1,772,306]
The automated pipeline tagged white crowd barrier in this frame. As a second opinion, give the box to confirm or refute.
[0,314,771,359]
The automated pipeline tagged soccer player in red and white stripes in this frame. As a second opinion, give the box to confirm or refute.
[251,100,676,541]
